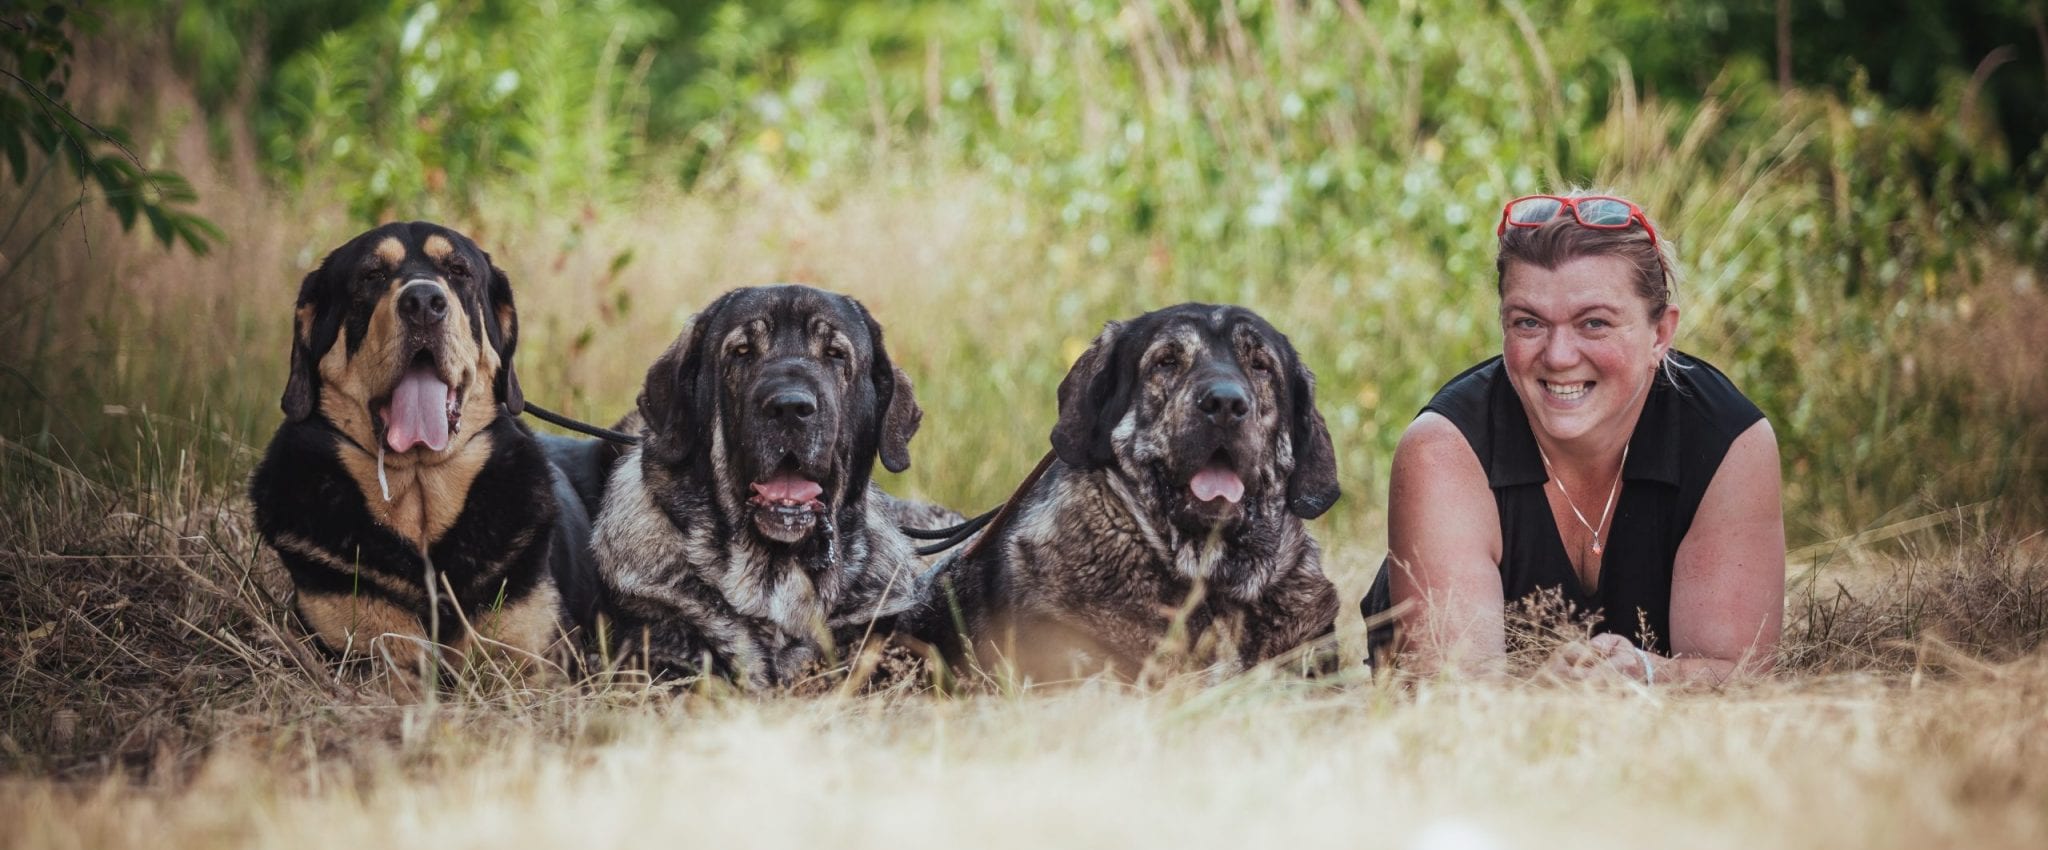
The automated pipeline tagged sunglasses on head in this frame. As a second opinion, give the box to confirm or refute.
[1496,194,1660,248]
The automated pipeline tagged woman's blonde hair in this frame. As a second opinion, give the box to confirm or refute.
[1494,190,1676,320]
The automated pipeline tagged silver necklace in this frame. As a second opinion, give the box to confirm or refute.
[1536,441,1628,557]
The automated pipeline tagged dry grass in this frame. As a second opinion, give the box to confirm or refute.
[4,458,2048,849]
[5,668,2048,850]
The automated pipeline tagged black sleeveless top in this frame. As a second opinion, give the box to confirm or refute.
[1362,351,1764,658]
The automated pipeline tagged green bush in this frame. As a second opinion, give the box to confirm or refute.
[257,0,672,221]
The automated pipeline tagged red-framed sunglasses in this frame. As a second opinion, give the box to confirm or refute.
[1496,194,1660,248]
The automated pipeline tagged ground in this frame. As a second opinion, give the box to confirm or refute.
[3,481,2045,848]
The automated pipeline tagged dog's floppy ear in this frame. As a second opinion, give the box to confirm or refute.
[483,263,524,415]
[1050,319,1133,469]
[856,303,922,474]
[880,365,921,473]
[1283,343,1341,519]
[281,270,341,422]
[637,309,710,466]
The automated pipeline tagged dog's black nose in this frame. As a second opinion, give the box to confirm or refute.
[397,281,449,326]
[763,389,818,425]
[1198,381,1251,426]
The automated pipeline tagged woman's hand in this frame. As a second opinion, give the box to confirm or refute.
[1543,633,1654,683]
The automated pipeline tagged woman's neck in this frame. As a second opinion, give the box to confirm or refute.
[1532,389,1650,484]
[1536,428,1626,471]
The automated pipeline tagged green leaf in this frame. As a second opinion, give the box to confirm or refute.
[91,153,134,178]
[174,214,225,256]
[608,247,636,275]
[157,172,198,203]
[109,194,137,230]
[27,122,60,156]
[144,207,172,248]
[2,128,26,181]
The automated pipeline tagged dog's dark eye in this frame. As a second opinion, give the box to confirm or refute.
[446,260,471,280]
[1247,354,1274,373]
[729,343,753,358]
[825,344,848,360]
[357,266,384,283]
[1152,353,1180,373]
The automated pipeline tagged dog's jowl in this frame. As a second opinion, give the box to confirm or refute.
[593,284,933,691]
[249,222,601,680]
[910,304,1343,682]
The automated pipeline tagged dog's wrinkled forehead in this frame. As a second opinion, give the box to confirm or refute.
[1134,305,1287,369]
[1138,324,1210,363]
[708,285,871,361]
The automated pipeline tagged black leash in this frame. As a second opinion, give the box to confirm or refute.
[909,509,997,557]
[520,402,641,445]
[902,512,994,539]
[902,451,1057,558]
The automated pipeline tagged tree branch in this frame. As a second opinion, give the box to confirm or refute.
[0,67,147,170]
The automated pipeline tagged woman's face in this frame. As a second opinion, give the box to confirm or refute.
[1500,254,1678,447]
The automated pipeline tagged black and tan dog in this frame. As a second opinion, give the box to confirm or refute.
[249,222,601,678]
[910,304,1342,682]
[592,284,932,691]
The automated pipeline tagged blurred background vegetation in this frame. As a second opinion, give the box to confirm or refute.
[3,0,2046,554]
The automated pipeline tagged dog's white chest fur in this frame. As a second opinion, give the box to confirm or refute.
[593,447,837,645]
[718,544,826,637]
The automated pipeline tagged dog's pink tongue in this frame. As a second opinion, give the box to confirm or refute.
[1191,464,1245,504]
[384,367,450,453]
[751,473,823,504]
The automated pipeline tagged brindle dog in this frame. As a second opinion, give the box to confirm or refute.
[910,304,1342,682]
[592,285,932,691]
[249,222,601,678]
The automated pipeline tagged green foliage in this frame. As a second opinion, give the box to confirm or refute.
[1,3,222,256]
[11,0,2048,535]
[683,0,2045,530]
[259,0,673,221]
[1584,0,2048,167]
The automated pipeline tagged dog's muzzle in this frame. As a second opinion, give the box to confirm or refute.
[742,371,838,544]
[1188,377,1252,503]
[378,279,462,454]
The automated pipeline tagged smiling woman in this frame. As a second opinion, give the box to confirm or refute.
[1361,192,1787,685]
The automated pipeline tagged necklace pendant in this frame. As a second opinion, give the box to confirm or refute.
[1591,540,1605,557]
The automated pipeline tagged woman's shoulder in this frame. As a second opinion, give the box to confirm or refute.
[1420,356,1504,429]
[1407,356,1542,491]
[1397,409,1471,457]
[1663,351,1766,442]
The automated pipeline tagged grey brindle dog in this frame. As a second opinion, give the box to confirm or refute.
[592,285,934,690]
[910,304,1342,682]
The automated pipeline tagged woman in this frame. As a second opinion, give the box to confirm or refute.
[1362,192,1785,684]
